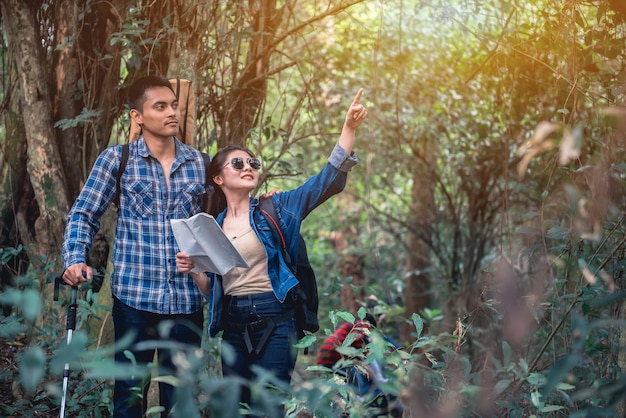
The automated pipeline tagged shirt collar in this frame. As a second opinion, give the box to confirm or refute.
[137,135,195,162]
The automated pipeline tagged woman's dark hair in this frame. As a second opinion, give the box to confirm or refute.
[127,75,173,112]
[206,145,256,216]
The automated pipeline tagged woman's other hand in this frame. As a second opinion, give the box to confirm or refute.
[177,252,210,295]
[176,252,195,274]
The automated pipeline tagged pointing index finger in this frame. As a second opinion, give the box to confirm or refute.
[352,88,364,106]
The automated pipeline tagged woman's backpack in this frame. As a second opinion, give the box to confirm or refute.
[258,198,319,340]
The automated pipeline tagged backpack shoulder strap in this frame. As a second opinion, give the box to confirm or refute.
[114,143,130,207]
[201,152,211,209]
[201,152,211,186]
[259,198,295,270]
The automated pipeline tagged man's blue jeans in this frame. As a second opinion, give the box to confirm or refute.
[221,291,297,416]
[112,297,203,418]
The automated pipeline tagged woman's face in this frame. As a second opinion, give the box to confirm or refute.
[212,149,260,192]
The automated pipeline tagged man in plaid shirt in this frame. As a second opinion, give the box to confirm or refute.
[62,76,208,418]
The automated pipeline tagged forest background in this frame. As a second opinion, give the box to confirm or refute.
[1,0,626,417]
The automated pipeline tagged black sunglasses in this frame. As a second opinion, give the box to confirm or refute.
[224,157,262,171]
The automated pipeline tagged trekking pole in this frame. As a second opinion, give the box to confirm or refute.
[54,276,78,418]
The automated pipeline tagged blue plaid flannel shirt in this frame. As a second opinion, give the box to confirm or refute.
[62,137,208,314]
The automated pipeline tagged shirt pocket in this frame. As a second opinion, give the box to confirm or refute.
[128,180,154,218]
[177,182,206,217]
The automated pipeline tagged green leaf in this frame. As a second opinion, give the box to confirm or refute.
[0,317,26,338]
[502,340,512,366]
[494,379,511,394]
[0,289,18,305]
[357,306,367,320]
[336,311,355,324]
[540,405,564,412]
[21,289,43,322]
[294,334,316,348]
[19,346,45,393]
[152,375,178,386]
[556,382,576,390]
[546,226,570,240]
[412,313,424,338]
[82,358,150,380]
[50,332,89,375]
[527,372,546,387]
[519,358,529,374]
[540,354,581,396]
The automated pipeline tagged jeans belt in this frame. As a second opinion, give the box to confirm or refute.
[225,310,294,356]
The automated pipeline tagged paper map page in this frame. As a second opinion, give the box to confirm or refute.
[171,213,249,275]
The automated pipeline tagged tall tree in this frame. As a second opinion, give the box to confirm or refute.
[1,0,70,269]
[0,0,203,288]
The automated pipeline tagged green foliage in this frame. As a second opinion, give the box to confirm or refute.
[4,244,626,416]
[54,109,103,131]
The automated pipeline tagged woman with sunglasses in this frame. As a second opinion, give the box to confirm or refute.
[176,89,367,416]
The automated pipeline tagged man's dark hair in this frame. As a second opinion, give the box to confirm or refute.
[127,75,174,112]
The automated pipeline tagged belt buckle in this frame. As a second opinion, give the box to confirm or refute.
[248,318,267,332]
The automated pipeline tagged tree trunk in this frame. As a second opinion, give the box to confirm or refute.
[0,73,27,241]
[0,69,28,296]
[331,227,365,315]
[51,0,83,201]
[219,0,284,146]
[1,0,69,276]
[75,0,133,176]
[401,169,434,343]
[142,0,174,75]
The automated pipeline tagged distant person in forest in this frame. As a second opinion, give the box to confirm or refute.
[62,75,209,418]
[317,311,403,417]
[176,89,367,416]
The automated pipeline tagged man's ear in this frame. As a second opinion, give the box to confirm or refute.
[130,108,143,125]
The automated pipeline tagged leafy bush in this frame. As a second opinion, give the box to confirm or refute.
[3,236,626,418]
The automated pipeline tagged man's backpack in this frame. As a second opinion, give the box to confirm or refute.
[258,198,319,340]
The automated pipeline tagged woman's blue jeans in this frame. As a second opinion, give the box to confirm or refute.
[111,296,203,418]
[222,291,297,416]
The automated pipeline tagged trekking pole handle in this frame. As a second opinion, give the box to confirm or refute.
[53,271,78,300]
[53,275,79,329]
[66,286,78,332]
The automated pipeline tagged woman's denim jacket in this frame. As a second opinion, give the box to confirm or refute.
[206,144,358,337]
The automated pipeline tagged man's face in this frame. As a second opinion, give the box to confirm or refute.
[132,86,180,140]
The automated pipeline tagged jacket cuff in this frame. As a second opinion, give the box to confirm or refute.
[328,143,359,172]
